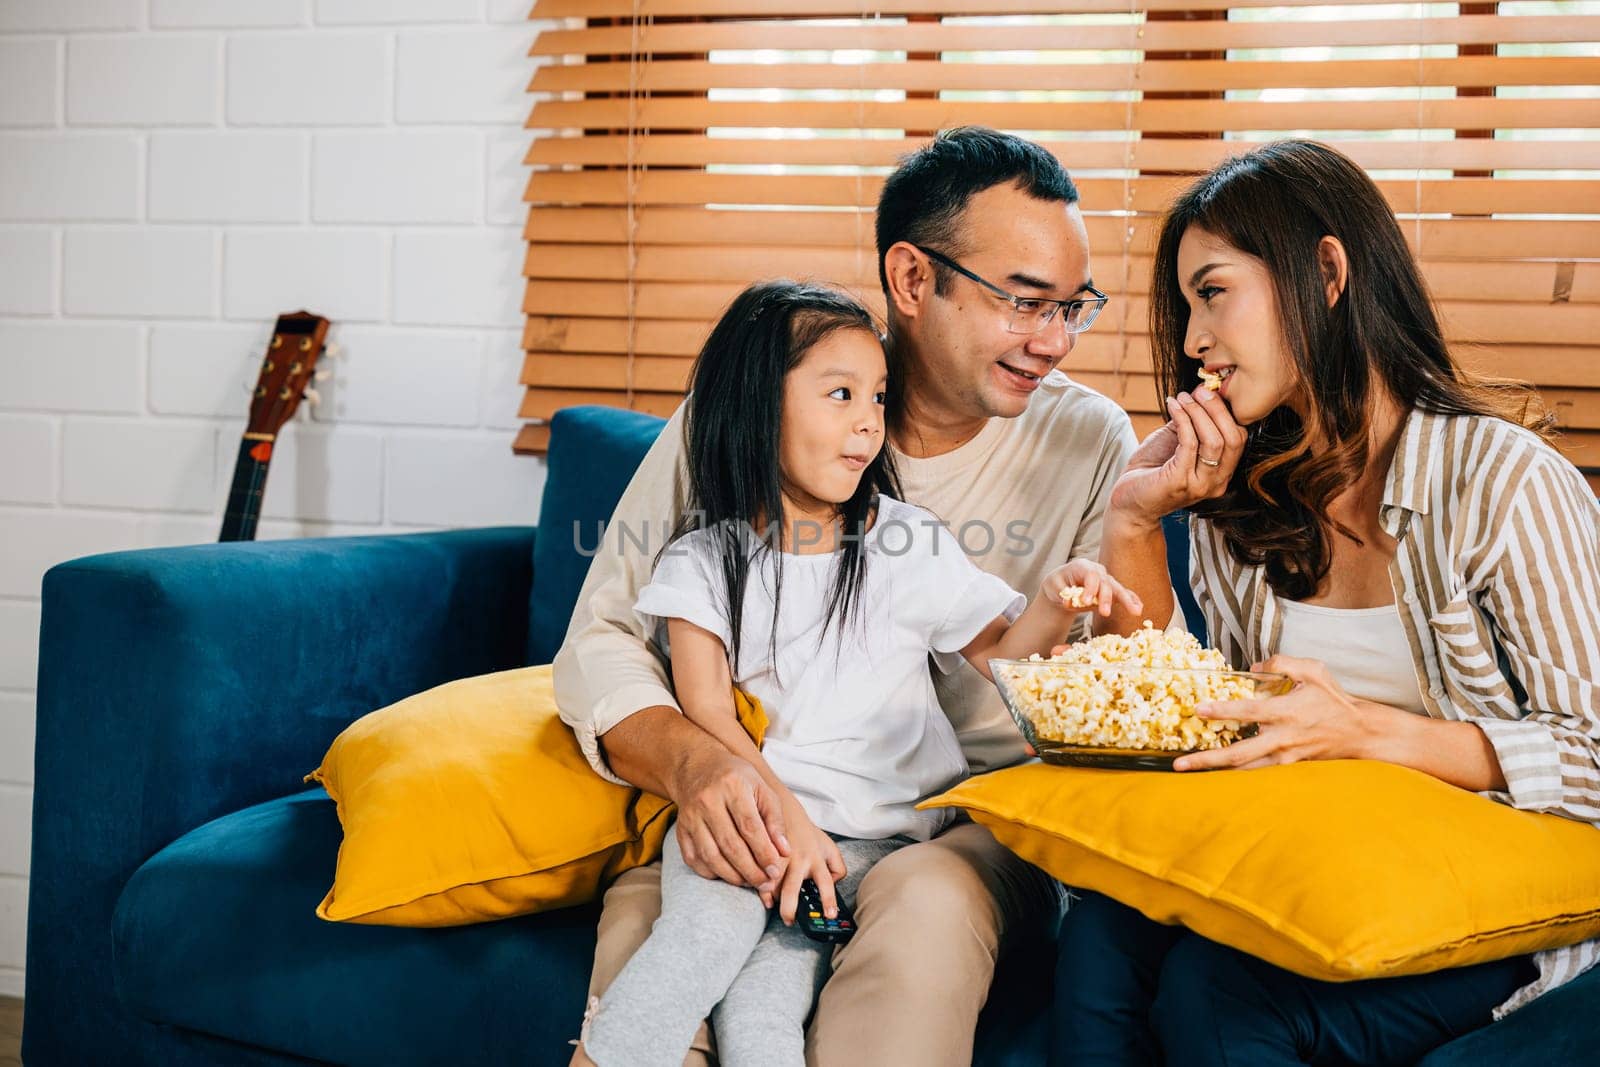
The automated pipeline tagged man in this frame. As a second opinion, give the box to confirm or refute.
[556,127,1161,1065]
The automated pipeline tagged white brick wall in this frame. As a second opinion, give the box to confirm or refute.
[0,418,57,503]
[0,321,143,412]
[0,133,141,219]
[0,509,141,596]
[149,132,308,222]
[0,694,35,785]
[1,4,556,983]
[386,431,544,527]
[317,0,484,26]
[63,418,219,510]
[0,877,26,996]
[223,228,386,321]
[0,786,31,877]
[64,227,218,318]
[227,34,388,126]
[395,27,532,124]
[151,1,308,30]
[0,227,57,313]
[393,229,523,327]
[147,322,263,415]
[0,1,141,33]
[0,602,41,691]
[312,131,482,223]
[0,38,59,126]
[66,34,221,126]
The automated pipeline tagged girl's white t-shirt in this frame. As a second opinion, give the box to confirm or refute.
[634,494,1026,841]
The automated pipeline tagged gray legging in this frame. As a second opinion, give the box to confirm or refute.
[581,827,907,1067]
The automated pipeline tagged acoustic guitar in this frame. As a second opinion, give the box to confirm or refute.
[219,310,332,542]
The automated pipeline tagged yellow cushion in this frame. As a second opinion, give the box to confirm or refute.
[920,759,1600,980]
[307,664,674,927]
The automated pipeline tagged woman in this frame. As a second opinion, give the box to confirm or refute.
[1066,139,1600,1065]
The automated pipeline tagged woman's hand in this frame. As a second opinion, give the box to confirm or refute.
[1171,654,1395,771]
[1106,387,1248,529]
[770,797,847,925]
[1043,558,1145,619]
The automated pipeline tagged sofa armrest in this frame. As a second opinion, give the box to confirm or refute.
[24,525,534,1065]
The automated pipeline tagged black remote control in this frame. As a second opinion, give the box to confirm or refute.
[795,879,856,944]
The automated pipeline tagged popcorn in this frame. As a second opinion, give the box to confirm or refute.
[1058,585,1091,609]
[996,622,1259,752]
[1197,368,1223,391]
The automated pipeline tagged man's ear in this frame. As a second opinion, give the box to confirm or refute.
[1317,235,1349,309]
[883,241,934,321]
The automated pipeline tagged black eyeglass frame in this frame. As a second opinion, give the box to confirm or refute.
[912,244,1109,335]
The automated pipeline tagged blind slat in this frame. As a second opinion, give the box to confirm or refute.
[526,209,1600,261]
[1553,430,1600,469]
[526,135,1600,173]
[535,0,1486,15]
[529,96,1599,133]
[520,387,684,421]
[523,314,711,356]
[532,56,1599,95]
[531,14,1600,56]
[522,353,696,391]
[526,171,1600,216]
[524,246,1600,306]
[514,423,550,453]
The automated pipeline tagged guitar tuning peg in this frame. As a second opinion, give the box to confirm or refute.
[323,343,342,359]
[313,369,331,383]
[303,387,322,409]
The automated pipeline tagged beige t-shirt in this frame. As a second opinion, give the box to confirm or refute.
[553,369,1140,783]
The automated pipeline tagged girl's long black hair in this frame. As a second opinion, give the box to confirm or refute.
[665,280,903,674]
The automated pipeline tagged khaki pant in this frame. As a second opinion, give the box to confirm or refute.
[578,820,1062,1067]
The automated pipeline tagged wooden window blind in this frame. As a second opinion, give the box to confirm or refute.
[518,1,1600,490]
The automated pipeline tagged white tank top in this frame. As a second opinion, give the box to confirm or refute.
[1275,598,1428,716]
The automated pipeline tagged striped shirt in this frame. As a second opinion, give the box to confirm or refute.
[1190,407,1600,1018]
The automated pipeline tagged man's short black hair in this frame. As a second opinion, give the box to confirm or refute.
[875,127,1079,295]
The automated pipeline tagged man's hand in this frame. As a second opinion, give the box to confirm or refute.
[670,742,791,889]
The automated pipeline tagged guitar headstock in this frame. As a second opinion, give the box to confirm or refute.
[247,310,331,437]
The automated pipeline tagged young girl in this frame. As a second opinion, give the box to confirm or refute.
[1076,140,1600,1064]
[572,280,1141,1067]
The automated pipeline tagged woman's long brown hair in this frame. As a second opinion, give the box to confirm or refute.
[1149,140,1554,600]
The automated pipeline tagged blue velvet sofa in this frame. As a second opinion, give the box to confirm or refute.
[24,404,1599,1065]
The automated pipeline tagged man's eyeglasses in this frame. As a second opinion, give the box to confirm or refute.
[913,244,1109,336]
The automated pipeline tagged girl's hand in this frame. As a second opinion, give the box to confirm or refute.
[1043,558,1144,619]
[1172,654,1389,772]
[1106,387,1247,529]
[773,800,847,925]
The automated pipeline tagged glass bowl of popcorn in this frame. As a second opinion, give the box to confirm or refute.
[990,623,1293,770]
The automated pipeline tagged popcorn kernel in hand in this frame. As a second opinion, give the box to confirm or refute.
[1057,585,1091,610]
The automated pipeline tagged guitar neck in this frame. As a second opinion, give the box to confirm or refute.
[219,435,275,543]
